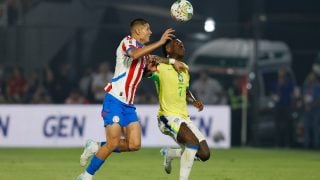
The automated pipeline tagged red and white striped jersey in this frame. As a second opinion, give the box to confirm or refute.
[104,35,149,104]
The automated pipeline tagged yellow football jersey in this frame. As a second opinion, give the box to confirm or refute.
[151,63,190,119]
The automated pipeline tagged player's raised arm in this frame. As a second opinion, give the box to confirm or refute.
[128,28,175,59]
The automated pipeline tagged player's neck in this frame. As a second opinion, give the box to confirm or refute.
[169,55,184,61]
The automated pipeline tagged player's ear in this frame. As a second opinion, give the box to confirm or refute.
[133,28,139,35]
[135,25,144,35]
[132,26,140,35]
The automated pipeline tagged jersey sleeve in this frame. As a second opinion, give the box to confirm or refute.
[122,37,137,56]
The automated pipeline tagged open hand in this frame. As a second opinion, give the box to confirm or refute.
[159,28,176,45]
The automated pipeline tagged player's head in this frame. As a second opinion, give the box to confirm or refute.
[162,37,185,61]
[130,18,152,44]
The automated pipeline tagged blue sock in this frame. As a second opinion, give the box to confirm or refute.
[186,145,199,150]
[99,141,121,153]
[86,155,105,175]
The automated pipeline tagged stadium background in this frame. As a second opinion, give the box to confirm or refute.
[0,0,320,179]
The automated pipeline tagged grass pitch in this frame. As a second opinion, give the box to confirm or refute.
[0,147,319,180]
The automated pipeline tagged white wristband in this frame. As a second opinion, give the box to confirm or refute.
[169,58,176,65]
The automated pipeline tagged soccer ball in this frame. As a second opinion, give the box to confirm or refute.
[170,0,193,22]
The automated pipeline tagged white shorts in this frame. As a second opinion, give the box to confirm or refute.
[158,115,205,143]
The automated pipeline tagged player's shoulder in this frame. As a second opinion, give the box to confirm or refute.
[158,63,172,70]
[124,35,132,40]
[158,63,189,73]
[122,35,136,43]
[182,62,189,69]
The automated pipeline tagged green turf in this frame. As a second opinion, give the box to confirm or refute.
[0,147,319,180]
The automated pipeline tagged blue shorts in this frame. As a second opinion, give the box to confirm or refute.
[101,93,139,127]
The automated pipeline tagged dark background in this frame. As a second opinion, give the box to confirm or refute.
[1,0,319,85]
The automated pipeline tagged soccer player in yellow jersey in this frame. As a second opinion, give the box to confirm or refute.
[149,37,210,180]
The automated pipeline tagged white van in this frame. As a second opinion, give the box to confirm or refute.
[188,38,298,146]
[189,38,292,76]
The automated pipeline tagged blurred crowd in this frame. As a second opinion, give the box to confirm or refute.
[0,62,109,104]
[0,62,229,105]
[263,61,320,149]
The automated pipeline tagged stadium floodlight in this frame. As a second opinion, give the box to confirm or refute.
[204,17,215,32]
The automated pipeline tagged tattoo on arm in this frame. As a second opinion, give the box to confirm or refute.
[150,55,169,64]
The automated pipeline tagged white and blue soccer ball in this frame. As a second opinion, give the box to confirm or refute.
[170,0,194,22]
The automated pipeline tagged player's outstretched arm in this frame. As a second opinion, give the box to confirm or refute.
[129,28,175,59]
[150,55,188,72]
[187,89,204,111]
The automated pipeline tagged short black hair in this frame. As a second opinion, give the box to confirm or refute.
[130,18,148,30]
[162,36,177,57]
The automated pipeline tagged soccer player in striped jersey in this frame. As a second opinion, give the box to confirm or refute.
[149,37,211,180]
[77,18,187,180]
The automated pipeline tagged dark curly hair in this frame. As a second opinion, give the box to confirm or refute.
[162,36,177,57]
